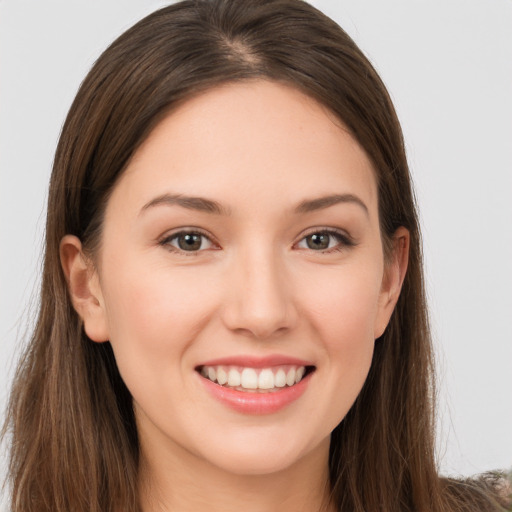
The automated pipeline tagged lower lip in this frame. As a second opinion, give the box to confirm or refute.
[198,372,312,415]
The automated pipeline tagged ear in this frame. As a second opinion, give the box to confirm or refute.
[374,227,410,339]
[60,235,109,342]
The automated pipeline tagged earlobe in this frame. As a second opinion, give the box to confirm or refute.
[374,227,410,339]
[60,235,109,342]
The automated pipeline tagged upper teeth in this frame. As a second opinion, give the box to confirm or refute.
[200,365,306,391]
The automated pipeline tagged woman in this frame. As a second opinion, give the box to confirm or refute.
[3,0,510,511]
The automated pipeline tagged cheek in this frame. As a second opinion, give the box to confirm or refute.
[99,259,223,427]
[100,258,218,372]
[318,287,377,382]
[299,264,381,412]
[301,262,382,344]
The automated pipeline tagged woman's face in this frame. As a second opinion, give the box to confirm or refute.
[85,80,403,476]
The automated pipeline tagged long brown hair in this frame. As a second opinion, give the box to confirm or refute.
[3,1,510,511]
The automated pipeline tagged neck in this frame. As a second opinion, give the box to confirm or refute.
[138,435,334,512]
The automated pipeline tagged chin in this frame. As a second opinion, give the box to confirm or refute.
[195,428,330,477]
[207,452,304,477]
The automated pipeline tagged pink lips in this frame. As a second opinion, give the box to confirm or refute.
[198,354,312,368]
[196,355,314,415]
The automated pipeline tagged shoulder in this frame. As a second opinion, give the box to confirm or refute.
[441,470,512,511]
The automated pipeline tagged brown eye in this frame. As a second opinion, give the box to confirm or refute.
[177,233,203,251]
[296,229,353,253]
[305,232,331,250]
[162,231,214,253]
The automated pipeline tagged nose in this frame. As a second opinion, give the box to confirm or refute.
[221,245,298,339]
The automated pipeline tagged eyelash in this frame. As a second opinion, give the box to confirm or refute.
[297,228,355,254]
[158,228,355,257]
[159,228,217,257]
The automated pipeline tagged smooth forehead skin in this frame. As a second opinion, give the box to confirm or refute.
[107,80,379,239]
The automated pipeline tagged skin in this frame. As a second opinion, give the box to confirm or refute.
[61,80,409,512]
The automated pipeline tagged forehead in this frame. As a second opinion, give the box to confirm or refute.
[113,80,378,220]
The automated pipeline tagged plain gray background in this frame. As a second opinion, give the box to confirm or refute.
[1,0,511,502]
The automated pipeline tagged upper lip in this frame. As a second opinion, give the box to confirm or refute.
[196,354,315,369]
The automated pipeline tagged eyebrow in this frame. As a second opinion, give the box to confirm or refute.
[140,193,230,216]
[294,194,369,216]
[140,192,368,217]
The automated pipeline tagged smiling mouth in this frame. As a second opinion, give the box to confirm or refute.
[196,365,316,393]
